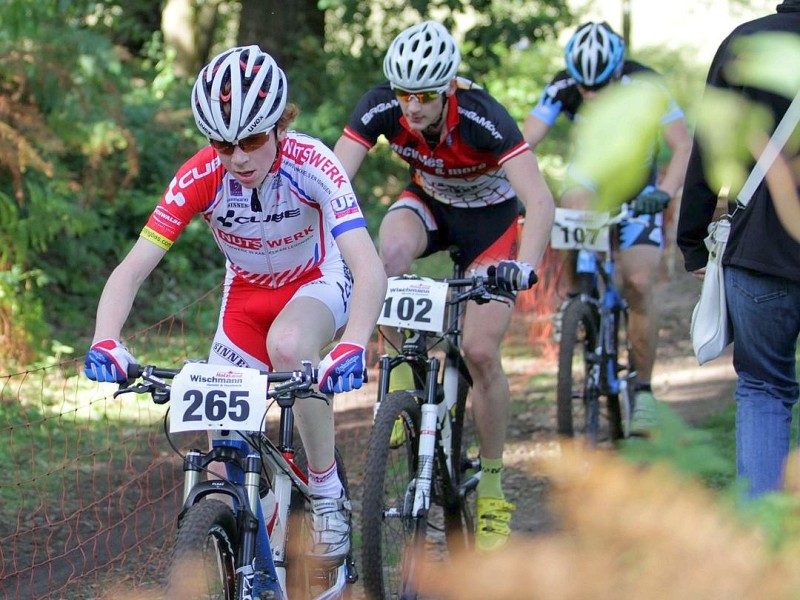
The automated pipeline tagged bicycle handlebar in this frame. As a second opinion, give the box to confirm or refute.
[419,267,538,301]
[115,361,319,404]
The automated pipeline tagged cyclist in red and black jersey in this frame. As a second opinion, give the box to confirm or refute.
[523,21,692,435]
[84,46,387,564]
[334,20,555,552]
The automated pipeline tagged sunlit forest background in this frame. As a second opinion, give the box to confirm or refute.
[0,0,778,367]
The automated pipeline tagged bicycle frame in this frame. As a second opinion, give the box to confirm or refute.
[577,249,631,397]
[570,208,639,435]
[375,261,485,519]
[118,363,352,600]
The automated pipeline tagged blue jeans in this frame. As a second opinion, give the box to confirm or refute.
[725,266,800,500]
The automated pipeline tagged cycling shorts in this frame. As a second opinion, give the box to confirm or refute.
[390,182,522,270]
[207,259,353,370]
[618,212,664,251]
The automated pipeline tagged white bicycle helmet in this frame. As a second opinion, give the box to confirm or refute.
[565,22,625,88]
[192,45,287,142]
[383,20,461,93]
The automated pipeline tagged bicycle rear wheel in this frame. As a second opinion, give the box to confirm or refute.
[166,499,238,600]
[440,371,476,554]
[361,391,422,600]
[556,299,604,443]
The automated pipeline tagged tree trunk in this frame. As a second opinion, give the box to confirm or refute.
[162,0,224,77]
[237,0,324,70]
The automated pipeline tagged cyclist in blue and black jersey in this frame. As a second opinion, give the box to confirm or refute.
[523,21,692,435]
[334,20,555,551]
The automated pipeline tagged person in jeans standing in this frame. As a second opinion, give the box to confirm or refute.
[677,0,800,500]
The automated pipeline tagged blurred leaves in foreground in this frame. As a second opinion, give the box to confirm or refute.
[696,32,800,198]
[565,75,672,210]
[418,440,800,600]
[726,32,800,99]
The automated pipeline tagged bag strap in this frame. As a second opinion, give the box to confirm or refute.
[737,89,800,208]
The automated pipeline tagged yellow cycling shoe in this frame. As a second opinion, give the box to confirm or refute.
[475,497,516,552]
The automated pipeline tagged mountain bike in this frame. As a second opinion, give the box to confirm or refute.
[360,250,522,600]
[115,360,357,600]
[550,204,639,445]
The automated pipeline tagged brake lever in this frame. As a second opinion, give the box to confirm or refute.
[113,383,153,399]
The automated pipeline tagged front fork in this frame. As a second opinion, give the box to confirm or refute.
[181,444,282,599]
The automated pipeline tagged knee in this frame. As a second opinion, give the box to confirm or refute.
[380,241,415,277]
[267,332,307,370]
[624,272,653,308]
[461,342,501,376]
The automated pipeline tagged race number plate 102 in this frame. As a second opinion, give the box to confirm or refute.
[550,208,611,252]
[377,277,449,333]
[169,362,268,433]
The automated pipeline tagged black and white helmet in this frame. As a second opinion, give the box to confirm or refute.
[383,21,461,93]
[191,45,287,142]
[565,22,625,88]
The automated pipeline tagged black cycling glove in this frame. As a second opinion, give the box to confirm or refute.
[631,189,671,216]
[488,260,538,293]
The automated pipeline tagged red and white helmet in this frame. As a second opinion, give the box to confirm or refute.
[383,21,461,93]
[191,45,287,142]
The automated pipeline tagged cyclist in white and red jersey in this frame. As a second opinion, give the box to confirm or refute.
[83,46,387,564]
[334,20,555,552]
[523,21,692,435]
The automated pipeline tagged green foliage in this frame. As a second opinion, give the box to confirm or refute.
[0,7,211,360]
[620,402,736,489]
[286,0,575,236]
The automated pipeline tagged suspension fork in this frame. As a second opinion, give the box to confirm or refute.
[411,356,441,517]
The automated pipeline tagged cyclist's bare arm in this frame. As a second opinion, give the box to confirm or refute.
[334,227,388,348]
[522,114,552,151]
[659,117,693,198]
[504,150,556,269]
[91,238,166,343]
[333,135,371,180]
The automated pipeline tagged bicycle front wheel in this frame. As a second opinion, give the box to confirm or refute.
[166,499,238,600]
[361,391,421,600]
[556,299,602,443]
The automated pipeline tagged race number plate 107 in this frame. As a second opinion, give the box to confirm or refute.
[170,363,268,433]
[550,208,611,252]
[377,277,449,333]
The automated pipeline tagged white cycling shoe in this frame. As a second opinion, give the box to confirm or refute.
[307,493,352,564]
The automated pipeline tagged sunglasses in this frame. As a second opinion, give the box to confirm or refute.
[578,80,612,93]
[210,132,271,155]
[394,89,442,104]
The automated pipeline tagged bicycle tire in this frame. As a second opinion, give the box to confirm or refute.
[361,391,422,600]
[165,499,238,600]
[556,299,602,442]
[287,443,353,598]
[607,306,633,441]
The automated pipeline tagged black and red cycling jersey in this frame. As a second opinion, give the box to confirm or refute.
[340,79,530,208]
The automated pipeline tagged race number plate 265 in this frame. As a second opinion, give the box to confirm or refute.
[169,363,268,433]
[550,208,610,252]
[377,277,449,333]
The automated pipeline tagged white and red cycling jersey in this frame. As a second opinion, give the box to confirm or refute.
[140,131,367,369]
[142,131,366,288]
